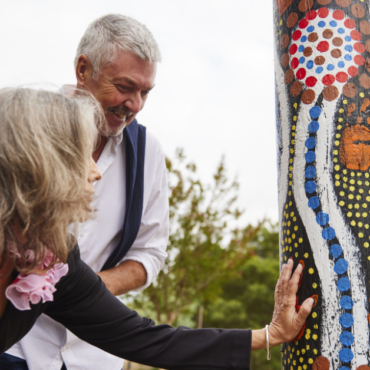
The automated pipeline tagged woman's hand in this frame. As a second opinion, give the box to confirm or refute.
[268,258,314,346]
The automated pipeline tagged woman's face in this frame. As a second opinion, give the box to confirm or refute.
[86,158,102,196]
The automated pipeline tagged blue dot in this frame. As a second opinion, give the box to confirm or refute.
[340,313,354,328]
[329,20,338,27]
[334,258,348,274]
[327,64,335,71]
[299,45,305,52]
[309,106,322,119]
[316,66,323,74]
[338,61,345,68]
[305,166,316,179]
[330,244,342,258]
[307,60,314,70]
[345,45,353,52]
[308,121,319,133]
[305,181,317,193]
[307,25,315,32]
[308,196,320,209]
[340,331,354,346]
[339,367,350,370]
[318,21,326,28]
[340,296,354,310]
[301,35,307,42]
[339,348,354,363]
[316,212,329,225]
[338,28,345,34]
[338,277,351,292]
[345,36,351,42]
[305,137,316,149]
[344,54,352,61]
[305,151,316,163]
[299,56,305,64]
[322,227,335,240]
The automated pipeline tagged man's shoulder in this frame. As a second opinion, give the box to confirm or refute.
[143,128,164,160]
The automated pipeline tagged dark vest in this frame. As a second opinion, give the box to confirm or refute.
[101,119,146,271]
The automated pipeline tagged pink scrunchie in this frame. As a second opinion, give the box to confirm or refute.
[5,249,68,311]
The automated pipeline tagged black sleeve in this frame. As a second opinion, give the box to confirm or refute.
[46,250,252,370]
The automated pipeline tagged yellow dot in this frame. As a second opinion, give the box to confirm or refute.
[359,233,364,238]
[349,194,354,200]
[289,238,292,243]
[302,349,306,354]
[297,350,300,356]
[293,116,297,122]
[292,234,296,239]
[343,177,348,182]
[309,268,314,274]
[367,196,370,202]
[299,238,303,243]
[293,217,297,221]
[339,108,344,113]
[335,181,340,186]
[340,191,345,196]
[312,312,317,318]
[336,134,341,139]
[349,204,353,209]
[304,253,309,258]
[285,204,288,209]
[366,224,369,229]
[308,359,314,364]
[292,125,296,131]
[313,282,317,288]
[350,179,355,184]
[294,226,298,231]
[358,172,362,177]
[288,221,291,226]
[365,242,369,248]
[291,140,295,145]
[285,256,287,261]
[355,203,360,208]
[360,189,364,193]
[289,201,292,206]
[343,99,348,104]
[357,195,362,200]
[364,204,368,209]
[339,201,345,206]
[306,329,311,334]
[351,172,355,177]
[289,173,292,178]
[350,186,355,192]
[359,222,363,227]
[298,367,302,370]
[289,191,292,196]
[357,212,361,218]
[337,125,342,130]
[300,358,304,363]
[290,149,294,154]
[313,349,318,355]
[343,169,347,174]
[290,212,294,217]
[312,334,318,340]
[339,117,343,122]
[344,184,348,189]
[334,151,339,156]
[294,243,298,247]
[351,220,356,226]
[358,181,363,185]
[366,173,370,179]
[314,324,318,329]
[335,141,340,147]
[348,212,353,217]
[295,252,298,257]
[360,92,365,98]
[303,365,307,370]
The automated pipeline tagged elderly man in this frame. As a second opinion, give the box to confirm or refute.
[0,14,168,370]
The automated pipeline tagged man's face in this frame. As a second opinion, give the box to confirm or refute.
[83,51,157,137]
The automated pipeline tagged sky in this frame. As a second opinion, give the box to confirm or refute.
[0,0,277,225]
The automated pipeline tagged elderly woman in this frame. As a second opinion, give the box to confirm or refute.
[0,87,313,370]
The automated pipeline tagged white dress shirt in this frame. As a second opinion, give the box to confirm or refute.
[6,129,169,370]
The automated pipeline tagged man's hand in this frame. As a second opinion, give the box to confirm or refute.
[97,260,147,296]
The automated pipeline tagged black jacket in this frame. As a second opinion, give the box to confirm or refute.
[0,248,251,370]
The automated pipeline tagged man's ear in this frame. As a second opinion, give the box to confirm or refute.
[76,55,93,87]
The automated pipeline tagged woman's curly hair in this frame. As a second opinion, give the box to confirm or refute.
[0,87,102,272]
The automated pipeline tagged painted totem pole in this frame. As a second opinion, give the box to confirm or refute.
[274,0,370,369]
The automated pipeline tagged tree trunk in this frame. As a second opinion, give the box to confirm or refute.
[274,1,370,369]
[197,305,204,329]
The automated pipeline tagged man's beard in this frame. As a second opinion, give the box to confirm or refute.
[102,107,134,137]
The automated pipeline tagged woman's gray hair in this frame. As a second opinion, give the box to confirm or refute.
[0,87,101,272]
[74,14,161,80]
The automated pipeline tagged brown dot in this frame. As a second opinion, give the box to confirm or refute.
[352,4,365,18]
[323,86,339,101]
[366,39,370,53]
[331,49,342,58]
[281,53,290,68]
[360,21,370,35]
[285,69,295,85]
[313,356,330,370]
[333,37,344,47]
[357,117,363,124]
[298,0,313,12]
[336,0,351,7]
[287,12,298,28]
[365,57,370,73]
[317,0,331,4]
[281,34,290,49]
[303,47,313,57]
[343,83,357,98]
[357,366,370,370]
[290,81,302,97]
[308,32,319,42]
[302,89,316,104]
[323,29,334,39]
[315,56,326,65]
[360,74,370,89]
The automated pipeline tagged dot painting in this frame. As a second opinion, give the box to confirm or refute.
[274,0,370,369]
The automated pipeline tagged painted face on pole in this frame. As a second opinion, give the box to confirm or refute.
[274,1,370,369]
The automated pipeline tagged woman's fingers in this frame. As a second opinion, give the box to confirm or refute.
[274,263,286,304]
[287,262,303,297]
[295,297,314,328]
[281,258,293,295]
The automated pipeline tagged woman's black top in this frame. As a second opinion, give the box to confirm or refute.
[0,248,251,370]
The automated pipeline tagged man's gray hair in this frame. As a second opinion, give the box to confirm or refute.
[74,14,161,79]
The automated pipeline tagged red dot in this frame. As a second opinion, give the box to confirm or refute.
[322,74,335,86]
[299,19,309,29]
[354,55,365,66]
[306,10,317,20]
[292,30,302,41]
[317,41,329,53]
[289,44,298,55]
[336,72,348,83]
[291,57,299,69]
[348,66,359,77]
[306,76,318,87]
[354,42,365,53]
[296,68,307,80]
[351,30,362,41]
[344,19,356,29]
[333,10,345,20]
[318,7,329,18]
